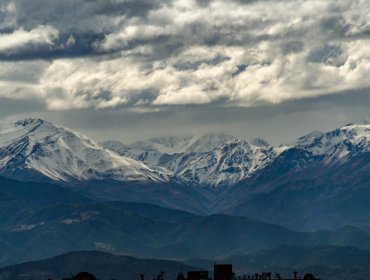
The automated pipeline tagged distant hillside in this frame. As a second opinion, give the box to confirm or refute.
[3,192,370,266]
[0,176,91,230]
[0,251,199,280]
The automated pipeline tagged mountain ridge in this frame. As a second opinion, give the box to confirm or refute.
[0,251,199,280]
[1,118,369,230]
[0,118,171,183]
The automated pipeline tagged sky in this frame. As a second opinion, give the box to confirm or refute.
[0,0,369,144]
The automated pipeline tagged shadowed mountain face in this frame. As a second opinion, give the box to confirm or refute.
[217,148,370,231]
[0,251,199,280]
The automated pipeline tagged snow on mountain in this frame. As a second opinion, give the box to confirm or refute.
[11,118,365,189]
[103,122,370,188]
[101,140,165,166]
[0,118,170,183]
[151,133,236,154]
[102,134,286,187]
[160,140,287,187]
[101,133,236,166]
[149,135,195,154]
[294,122,370,163]
[221,122,370,230]
[184,133,236,153]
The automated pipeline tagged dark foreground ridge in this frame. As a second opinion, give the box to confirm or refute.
[0,251,323,280]
[63,264,319,280]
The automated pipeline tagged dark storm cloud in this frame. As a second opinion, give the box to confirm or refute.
[0,0,319,60]
[10,0,167,29]
[0,0,366,60]
[0,0,171,60]
[0,0,369,111]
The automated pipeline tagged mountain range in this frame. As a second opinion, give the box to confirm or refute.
[0,118,369,231]
[102,121,370,230]
[101,122,369,189]
[101,134,281,187]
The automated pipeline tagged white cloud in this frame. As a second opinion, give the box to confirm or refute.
[0,25,58,55]
[95,24,170,52]
[0,60,49,83]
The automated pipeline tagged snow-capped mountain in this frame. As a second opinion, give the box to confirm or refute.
[0,118,170,183]
[218,121,370,230]
[151,133,236,154]
[1,118,370,230]
[2,117,369,193]
[149,135,196,154]
[294,122,370,163]
[101,140,165,166]
[101,133,236,167]
[159,140,287,187]
[250,138,270,147]
[102,134,283,187]
[103,122,370,188]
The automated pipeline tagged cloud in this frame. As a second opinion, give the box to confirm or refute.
[0,0,370,110]
[0,60,49,83]
[0,25,58,56]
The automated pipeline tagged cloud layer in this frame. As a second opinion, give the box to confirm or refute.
[1,0,370,110]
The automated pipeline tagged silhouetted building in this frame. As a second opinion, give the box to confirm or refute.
[214,264,233,280]
[303,273,316,280]
[63,272,97,280]
[188,270,209,280]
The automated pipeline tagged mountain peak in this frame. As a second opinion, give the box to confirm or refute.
[15,118,46,127]
[250,138,270,147]
[197,132,233,139]
[344,118,370,127]
[294,130,323,145]
[185,133,236,153]
[0,119,170,183]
